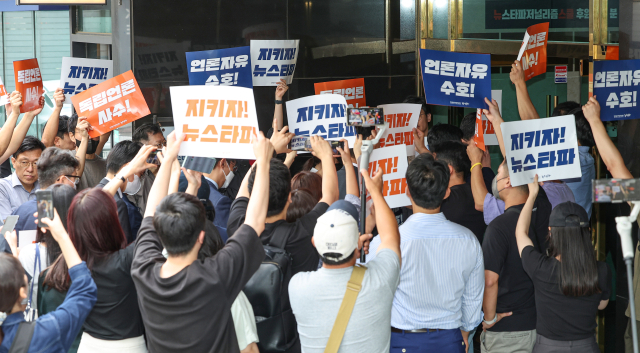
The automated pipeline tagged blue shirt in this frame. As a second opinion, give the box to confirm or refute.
[0,262,97,353]
[367,212,484,331]
[565,146,595,218]
[12,199,37,233]
[204,177,232,243]
[0,172,39,224]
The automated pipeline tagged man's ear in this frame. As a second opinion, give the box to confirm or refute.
[311,236,315,247]
[10,156,15,165]
[288,192,292,203]
[53,136,61,147]
[505,176,512,188]
[68,131,76,143]
[198,230,205,245]
[427,113,432,123]
[448,165,455,176]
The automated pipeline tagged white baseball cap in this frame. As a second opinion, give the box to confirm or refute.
[313,201,360,262]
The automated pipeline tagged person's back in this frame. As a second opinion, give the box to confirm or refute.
[540,181,575,210]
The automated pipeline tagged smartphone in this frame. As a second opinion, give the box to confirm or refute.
[593,178,640,203]
[2,215,19,236]
[36,190,54,228]
[346,107,384,127]
[288,136,344,155]
[182,156,216,174]
[330,140,344,155]
[146,151,161,166]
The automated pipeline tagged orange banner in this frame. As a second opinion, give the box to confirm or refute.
[314,78,366,108]
[71,70,150,138]
[606,46,619,61]
[474,108,486,151]
[14,59,43,113]
[520,22,549,81]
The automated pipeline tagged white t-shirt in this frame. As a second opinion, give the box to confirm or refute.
[231,291,259,350]
[289,249,400,353]
[19,243,48,308]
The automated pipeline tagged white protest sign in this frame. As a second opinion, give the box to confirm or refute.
[59,57,113,104]
[170,85,259,160]
[501,114,581,187]
[0,77,8,106]
[18,230,36,248]
[366,145,410,208]
[481,90,502,145]
[286,94,356,145]
[250,40,299,86]
[377,103,422,156]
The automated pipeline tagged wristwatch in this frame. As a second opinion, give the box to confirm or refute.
[275,99,283,104]
[115,174,126,183]
[483,313,497,325]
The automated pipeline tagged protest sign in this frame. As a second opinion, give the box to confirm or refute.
[517,22,549,81]
[377,103,422,156]
[314,78,366,108]
[480,90,502,145]
[250,40,299,86]
[367,145,411,208]
[59,57,113,104]
[286,94,356,145]
[474,109,486,151]
[419,49,491,109]
[593,59,640,121]
[14,59,43,113]
[186,47,252,88]
[502,114,581,186]
[134,42,189,82]
[0,77,8,106]
[71,71,150,138]
[170,85,259,160]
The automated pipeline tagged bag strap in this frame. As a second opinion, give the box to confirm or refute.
[324,265,367,353]
[24,245,41,322]
[8,321,36,353]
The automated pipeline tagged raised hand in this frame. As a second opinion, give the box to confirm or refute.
[253,131,275,165]
[528,174,540,197]
[9,91,22,115]
[309,135,333,161]
[165,131,184,160]
[466,142,484,165]
[582,96,601,123]
[53,87,65,109]
[482,97,502,123]
[361,167,384,195]
[510,60,525,85]
[270,125,294,154]
[336,139,351,164]
[275,79,289,100]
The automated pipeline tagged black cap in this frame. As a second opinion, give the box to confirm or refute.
[549,202,589,227]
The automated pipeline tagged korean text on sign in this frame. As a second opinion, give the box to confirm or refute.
[0,76,8,106]
[286,94,356,145]
[170,85,260,160]
[186,46,252,88]
[517,22,549,81]
[377,103,421,156]
[134,43,189,82]
[419,49,491,109]
[593,59,640,121]
[314,78,366,108]
[14,58,43,113]
[71,70,150,138]
[60,57,113,104]
[250,40,299,86]
[501,114,581,186]
[480,90,502,146]
[367,145,411,208]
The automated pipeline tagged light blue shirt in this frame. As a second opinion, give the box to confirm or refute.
[566,146,595,218]
[0,172,39,223]
[367,212,484,331]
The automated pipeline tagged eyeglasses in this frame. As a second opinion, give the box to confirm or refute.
[154,140,167,149]
[16,160,38,169]
[64,175,81,185]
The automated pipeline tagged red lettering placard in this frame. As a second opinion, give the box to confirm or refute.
[518,23,550,81]
[71,70,150,138]
[14,59,43,113]
[474,108,486,151]
[315,78,366,108]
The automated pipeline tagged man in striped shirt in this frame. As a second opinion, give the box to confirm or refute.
[368,153,484,353]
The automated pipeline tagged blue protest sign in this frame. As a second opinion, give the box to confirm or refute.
[593,59,640,121]
[186,47,252,88]
[419,49,491,109]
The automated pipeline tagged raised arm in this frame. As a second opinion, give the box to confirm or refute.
[413,128,429,154]
[338,139,359,197]
[483,97,506,157]
[583,96,633,179]
[0,92,39,164]
[273,79,288,131]
[516,175,538,256]
[310,136,339,205]
[244,133,274,235]
[0,94,20,157]
[168,158,181,194]
[145,132,182,217]
[94,130,112,157]
[181,168,203,196]
[41,88,65,147]
[103,145,157,197]
[75,118,90,178]
[467,143,489,211]
[511,61,540,120]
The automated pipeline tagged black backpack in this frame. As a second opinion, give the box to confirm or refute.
[243,229,298,352]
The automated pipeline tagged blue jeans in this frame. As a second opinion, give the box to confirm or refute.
[391,329,465,353]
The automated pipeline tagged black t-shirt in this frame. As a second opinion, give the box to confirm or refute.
[482,201,552,332]
[465,166,495,192]
[131,217,265,353]
[227,197,329,275]
[521,246,611,341]
[83,243,144,340]
[441,183,486,243]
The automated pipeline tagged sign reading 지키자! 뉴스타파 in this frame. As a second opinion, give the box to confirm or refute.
[250,40,299,86]
[286,94,356,145]
[59,57,113,104]
[419,49,491,109]
[314,78,366,108]
[593,59,640,121]
[71,70,150,138]
[501,114,581,187]
[14,58,43,113]
[376,103,422,157]
[170,85,260,160]
[366,145,411,209]
[516,22,549,81]
[186,46,252,88]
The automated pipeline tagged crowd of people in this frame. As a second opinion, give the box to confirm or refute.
[0,61,630,353]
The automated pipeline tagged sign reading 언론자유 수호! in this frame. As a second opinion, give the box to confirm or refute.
[501,115,581,187]
[250,40,299,86]
[419,49,491,109]
[60,57,113,104]
[186,46,252,88]
[593,59,640,121]
[286,94,356,145]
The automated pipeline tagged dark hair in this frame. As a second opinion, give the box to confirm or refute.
[459,112,477,141]
[106,140,142,174]
[302,156,321,174]
[37,147,80,188]
[66,114,80,133]
[569,108,595,148]
[291,171,322,202]
[548,221,601,297]
[154,193,206,256]
[12,136,45,159]
[403,95,431,116]
[203,199,216,223]
[552,101,580,117]
[132,123,163,143]
[286,189,317,222]
[214,158,236,169]
[433,141,471,179]
[197,221,224,262]
[36,184,76,266]
[406,153,449,209]
[0,253,26,342]
[44,188,127,292]
[320,250,355,266]
[249,159,291,217]
[427,124,463,151]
